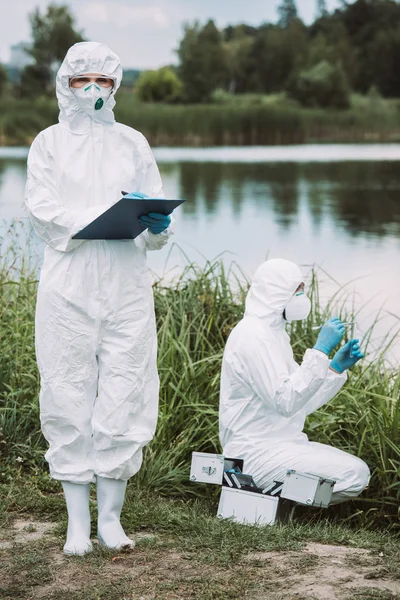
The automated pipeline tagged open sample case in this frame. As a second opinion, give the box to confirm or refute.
[190,452,335,526]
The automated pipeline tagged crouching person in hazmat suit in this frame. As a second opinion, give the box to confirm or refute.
[25,42,174,555]
[219,259,370,505]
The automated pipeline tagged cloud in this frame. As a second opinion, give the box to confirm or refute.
[79,1,170,29]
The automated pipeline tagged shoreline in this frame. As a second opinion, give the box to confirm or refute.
[4,143,400,163]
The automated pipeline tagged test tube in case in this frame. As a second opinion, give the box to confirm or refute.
[281,470,335,508]
[217,487,279,525]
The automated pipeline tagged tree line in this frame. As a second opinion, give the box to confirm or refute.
[2,0,400,108]
[168,0,400,106]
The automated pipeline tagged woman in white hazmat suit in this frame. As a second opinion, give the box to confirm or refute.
[25,42,174,555]
[219,259,370,504]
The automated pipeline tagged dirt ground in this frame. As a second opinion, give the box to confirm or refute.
[1,518,399,600]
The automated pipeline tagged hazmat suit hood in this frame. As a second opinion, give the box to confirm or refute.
[245,259,303,327]
[56,42,123,133]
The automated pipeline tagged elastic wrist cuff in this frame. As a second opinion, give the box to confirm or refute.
[313,344,328,355]
[330,360,344,374]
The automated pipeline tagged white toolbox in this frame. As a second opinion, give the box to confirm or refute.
[189,452,225,485]
[281,470,335,508]
[217,487,279,526]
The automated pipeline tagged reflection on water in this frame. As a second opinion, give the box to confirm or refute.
[0,159,27,219]
[177,161,400,237]
[1,147,399,362]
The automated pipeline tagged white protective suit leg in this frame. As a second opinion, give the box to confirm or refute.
[36,286,98,484]
[92,310,159,480]
[36,267,159,483]
[246,440,370,504]
[96,477,135,549]
[61,481,92,555]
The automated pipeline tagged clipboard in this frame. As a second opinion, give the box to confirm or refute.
[72,193,185,240]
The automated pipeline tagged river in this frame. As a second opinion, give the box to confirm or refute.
[1,144,399,364]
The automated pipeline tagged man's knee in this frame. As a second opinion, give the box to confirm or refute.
[355,458,370,492]
[344,456,370,496]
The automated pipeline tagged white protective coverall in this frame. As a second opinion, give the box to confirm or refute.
[25,42,173,484]
[219,259,370,504]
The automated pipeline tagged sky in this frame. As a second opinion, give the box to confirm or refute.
[0,0,345,69]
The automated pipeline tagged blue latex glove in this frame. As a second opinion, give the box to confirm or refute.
[313,317,346,355]
[139,212,171,234]
[128,192,149,199]
[330,339,364,373]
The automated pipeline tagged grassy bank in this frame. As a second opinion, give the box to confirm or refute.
[1,477,399,599]
[1,92,400,146]
[0,260,399,529]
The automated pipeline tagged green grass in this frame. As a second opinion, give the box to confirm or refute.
[1,91,400,145]
[0,259,399,530]
[1,474,399,600]
[2,472,400,564]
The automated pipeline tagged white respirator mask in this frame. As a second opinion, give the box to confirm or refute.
[72,83,112,117]
[284,291,311,322]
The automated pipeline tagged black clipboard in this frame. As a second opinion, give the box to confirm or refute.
[72,193,185,240]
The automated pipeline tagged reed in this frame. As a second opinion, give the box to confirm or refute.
[1,93,400,146]
[115,94,400,146]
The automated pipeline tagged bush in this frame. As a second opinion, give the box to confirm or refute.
[287,60,350,109]
[135,67,184,104]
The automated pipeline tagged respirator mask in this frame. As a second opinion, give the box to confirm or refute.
[72,81,113,117]
[284,291,311,322]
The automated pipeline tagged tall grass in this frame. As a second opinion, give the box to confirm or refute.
[0,97,58,146]
[1,93,400,146]
[0,260,399,527]
[116,93,400,146]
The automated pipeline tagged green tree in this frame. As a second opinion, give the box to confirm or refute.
[309,16,358,87]
[135,67,183,103]
[18,64,50,98]
[367,26,400,96]
[245,21,308,93]
[223,25,256,93]
[339,0,400,92]
[178,20,229,102]
[20,3,84,96]
[223,24,257,42]
[316,0,329,19]
[287,59,350,108]
[278,0,298,28]
[0,64,8,97]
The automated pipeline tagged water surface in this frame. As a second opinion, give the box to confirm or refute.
[1,145,399,363]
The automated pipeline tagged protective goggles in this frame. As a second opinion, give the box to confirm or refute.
[69,75,116,89]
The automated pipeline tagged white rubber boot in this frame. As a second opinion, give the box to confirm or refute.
[61,481,93,556]
[96,477,135,550]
